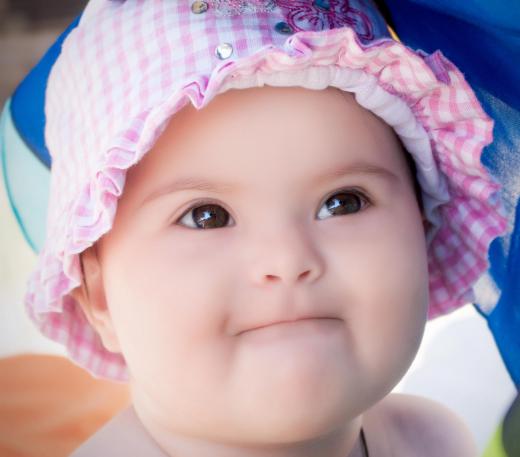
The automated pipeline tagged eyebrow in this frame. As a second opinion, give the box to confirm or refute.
[139,160,400,207]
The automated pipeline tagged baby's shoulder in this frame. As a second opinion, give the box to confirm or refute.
[365,393,478,457]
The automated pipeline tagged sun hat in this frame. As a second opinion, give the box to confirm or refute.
[18,0,507,382]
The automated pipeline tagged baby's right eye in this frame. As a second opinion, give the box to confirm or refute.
[176,202,232,230]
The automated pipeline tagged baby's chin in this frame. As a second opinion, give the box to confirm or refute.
[149,389,363,448]
[218,327,370,442]
[228,385,364,445]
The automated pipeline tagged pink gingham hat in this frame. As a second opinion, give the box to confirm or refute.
[26,0,508,381]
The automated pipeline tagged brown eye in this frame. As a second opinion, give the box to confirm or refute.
[317,190,369,220]
[177,203,231,229]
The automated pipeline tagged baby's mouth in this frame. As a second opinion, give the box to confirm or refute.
[237,316,342,337]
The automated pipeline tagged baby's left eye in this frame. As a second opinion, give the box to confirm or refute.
[316,189,370,220]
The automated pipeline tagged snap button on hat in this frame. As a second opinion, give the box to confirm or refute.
[215,42,233,59]
[275,21,293,34]
[191,1,209,14]
[313,0,331,10]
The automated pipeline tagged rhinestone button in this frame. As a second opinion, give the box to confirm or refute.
[215,42,233,59]
[191,1,209,14]
[275,21,294,35]
[314,0,331,10]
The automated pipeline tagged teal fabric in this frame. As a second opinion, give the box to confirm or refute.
[1,100,49,252]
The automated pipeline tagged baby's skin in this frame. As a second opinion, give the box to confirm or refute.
[70,86,477,456]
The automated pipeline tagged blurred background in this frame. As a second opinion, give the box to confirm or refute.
[0,0,86,103]
[0,1,517,454]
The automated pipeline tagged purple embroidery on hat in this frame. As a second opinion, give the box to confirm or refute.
[423,51,451,85]
[275,0,373,40]
[208,0,277,16]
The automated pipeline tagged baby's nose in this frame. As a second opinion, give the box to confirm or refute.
[246,229,325,287]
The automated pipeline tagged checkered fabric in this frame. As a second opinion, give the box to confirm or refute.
[25,0,508,381]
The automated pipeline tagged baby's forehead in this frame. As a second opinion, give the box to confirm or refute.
[134,85,399,169]
[121,85,411,206]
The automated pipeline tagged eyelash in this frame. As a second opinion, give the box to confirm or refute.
[174,188,371,230]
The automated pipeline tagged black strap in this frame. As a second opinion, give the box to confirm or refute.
[360,427,369,457]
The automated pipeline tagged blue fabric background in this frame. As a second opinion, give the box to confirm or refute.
[383,0,520,388]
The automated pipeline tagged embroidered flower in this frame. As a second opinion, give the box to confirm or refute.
[208,0,277,16]
[275,0,374,40]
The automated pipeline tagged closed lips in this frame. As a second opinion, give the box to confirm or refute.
[238,317,340,335]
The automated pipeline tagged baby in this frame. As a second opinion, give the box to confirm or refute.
[24,0,507,456]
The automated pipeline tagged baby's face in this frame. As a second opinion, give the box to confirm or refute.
[95,86,429,443]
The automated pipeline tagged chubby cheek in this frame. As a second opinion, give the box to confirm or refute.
[328,205,429,392]
[100,229,237,388]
